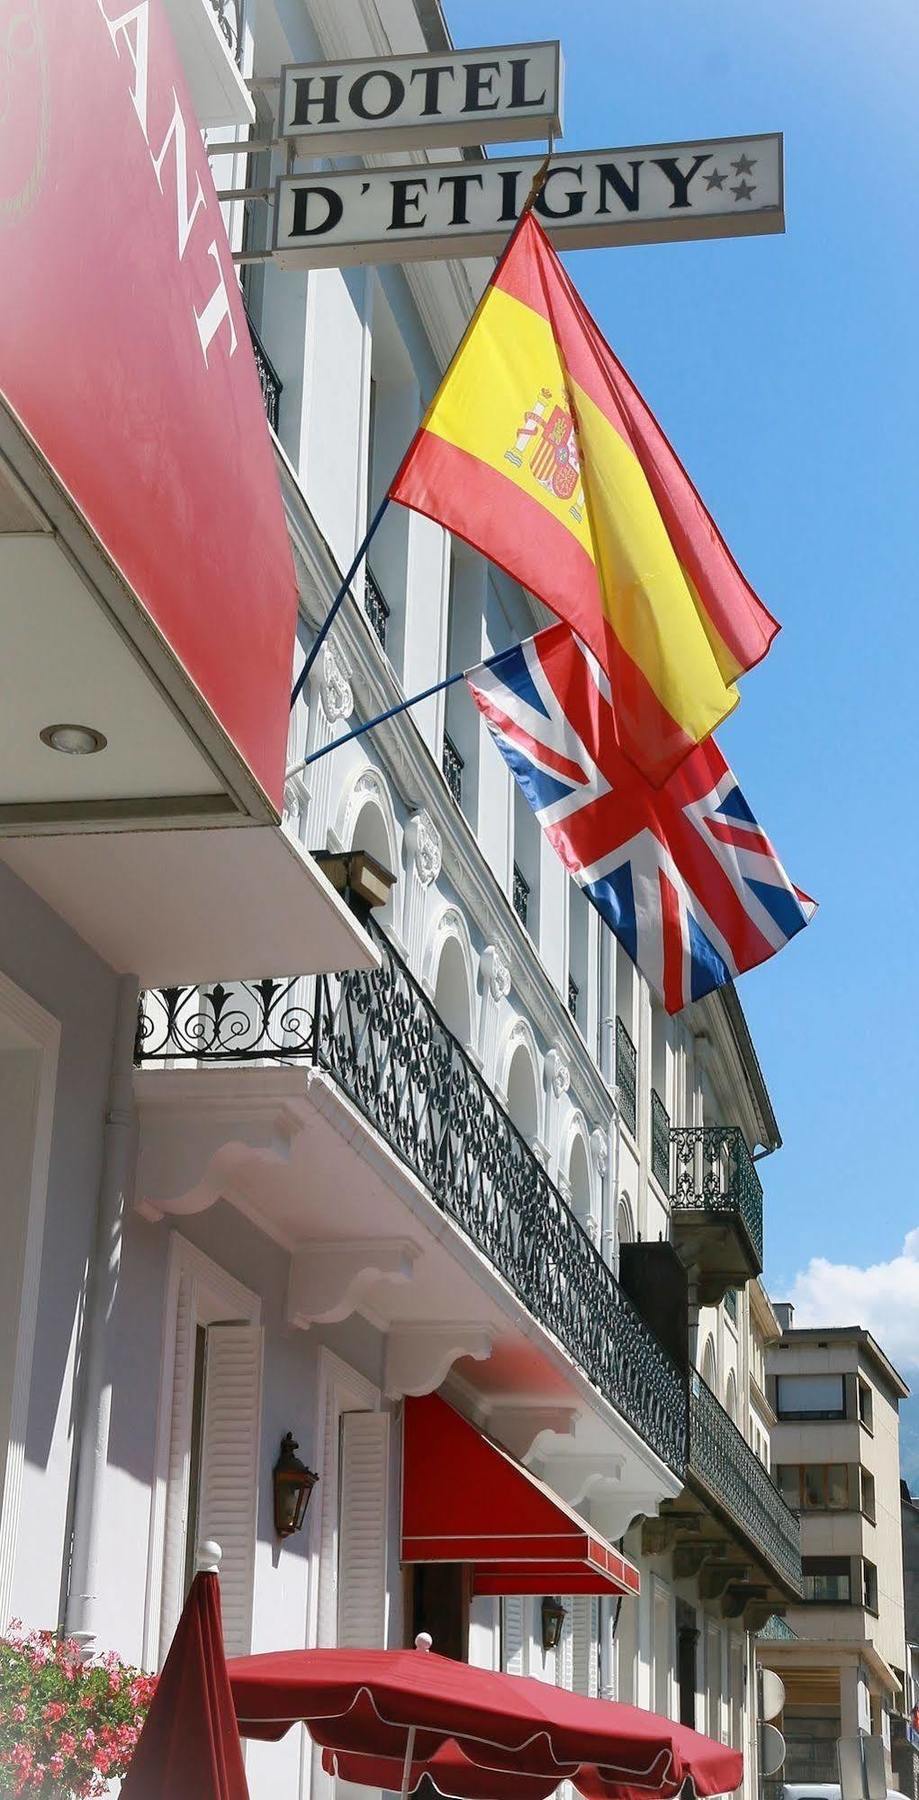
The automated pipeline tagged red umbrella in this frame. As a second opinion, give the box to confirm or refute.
[322,1740,562,1799]
[227,1634,741,1800]
[122,1548,249,1800]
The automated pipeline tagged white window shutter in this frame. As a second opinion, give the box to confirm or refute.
[337,1411,389,1648]
[158,1272,195,1664]
[555,1600,574,1691]
[197,1322,263,1657]
[501,1596,526,1674]
[571,1596,599,1697]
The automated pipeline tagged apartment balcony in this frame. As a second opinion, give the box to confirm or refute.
[135,917,687,1513]
[245,311,283,435]
[669,1124,764,1306]
[646,1371,802,1614]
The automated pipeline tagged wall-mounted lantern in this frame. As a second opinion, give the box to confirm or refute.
[541,1595,567,1653]
[273,1432,319,1539]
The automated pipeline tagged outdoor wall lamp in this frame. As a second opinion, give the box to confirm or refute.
[312,849,396,919]
[541,1595,567,1652]
[273,1432,319,1539]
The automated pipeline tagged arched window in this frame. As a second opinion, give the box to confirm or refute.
[506,1042,539,1144]
[701,1336,717,1394]
[725,1370,737,1423]
[567,1135,592,1236]
[350,798,396,927]
[433,937,472,1046]
[614,1194,634,1274]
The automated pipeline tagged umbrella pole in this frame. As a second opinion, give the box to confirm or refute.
[399,1727,417,1800]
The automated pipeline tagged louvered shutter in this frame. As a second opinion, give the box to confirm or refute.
[158,1274,195,1663]
[555,1601,574,1691]
[501,1596,526,1674]
[337,1411,389,1648]
[197,1323,263,1657]
[571,1596,599,1697]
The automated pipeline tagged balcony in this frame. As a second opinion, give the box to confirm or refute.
[136,918,686,1477]
[615,1019,637,1137]
[442,733,464,808]
[645,1368,801,1611]
[364,568,390,650]
[669,1125,764,1306]
[245,311,283,434]
[650,1087,670,1188]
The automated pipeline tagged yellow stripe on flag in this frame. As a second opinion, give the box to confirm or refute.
[422,285,738,745]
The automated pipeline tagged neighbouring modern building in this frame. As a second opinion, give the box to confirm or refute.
[759,1316,910,1790]
[1,7,804,1800]
[894,1481,919,1797]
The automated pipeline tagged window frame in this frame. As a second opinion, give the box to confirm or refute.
[775,1372,846,1421]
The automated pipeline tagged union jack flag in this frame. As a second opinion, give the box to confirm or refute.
[467,625,815,1014]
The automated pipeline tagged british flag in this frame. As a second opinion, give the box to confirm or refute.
[467,625,815,1014]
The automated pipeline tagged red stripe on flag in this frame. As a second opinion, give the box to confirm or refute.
[703,817,777,858]
[659,869,686,1015]
[471,692,589,787]
[392,432,696,786]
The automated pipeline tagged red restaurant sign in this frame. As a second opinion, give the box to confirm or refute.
[0,0,297,813]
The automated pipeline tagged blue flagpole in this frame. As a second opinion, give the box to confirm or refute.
[290,495,391,711]
[288,667,470,776]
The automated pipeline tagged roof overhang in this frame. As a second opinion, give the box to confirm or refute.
[402,1394,640,1599]
[756,1637,902,1697]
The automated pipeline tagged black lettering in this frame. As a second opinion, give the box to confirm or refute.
[409,63,455,116]
[437,171,484,227]
[291,74,340,127]
[389,176,428,230]
[349,69,406,121]
[652,153,711,208]
[534,165,585,221]
[463,60,501,112]
[498,168,520,223]
[291,184,343,237]
[508,57,547,110]
[597,159,643,214]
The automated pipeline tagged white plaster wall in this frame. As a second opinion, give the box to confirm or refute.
[0,860,118,1633]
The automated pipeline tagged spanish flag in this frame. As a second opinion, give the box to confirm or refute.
[389,214,778,786]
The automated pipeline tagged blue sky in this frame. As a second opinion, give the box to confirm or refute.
[452,0,919,1316]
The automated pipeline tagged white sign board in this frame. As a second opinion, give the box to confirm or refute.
[273,134,784,269]
[761,1670,786,1723]
[278,42,563,155]
[759,1725,786,1778]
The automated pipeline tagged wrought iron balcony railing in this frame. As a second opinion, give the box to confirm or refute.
[245,312,282,433]
[650,1086,670,1188]
[442,733,464,807]
[209,0,243,66]
[512,863,530,927]
[136,920,687,1475]
[567,975,579,1022]
[670,1125,764,1269]
[364,568,390,649]
[615,1019,637,1138]
[689,1372,802,1595]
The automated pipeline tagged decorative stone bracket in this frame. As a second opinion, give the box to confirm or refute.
[287,1238,421,1329]
[384,1323,494,1399]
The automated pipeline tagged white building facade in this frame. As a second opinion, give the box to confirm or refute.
[1,6,802,1800]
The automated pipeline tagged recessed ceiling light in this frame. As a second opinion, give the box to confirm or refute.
[40,723,108,756]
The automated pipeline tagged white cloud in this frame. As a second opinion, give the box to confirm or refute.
[787,1231,919,1374]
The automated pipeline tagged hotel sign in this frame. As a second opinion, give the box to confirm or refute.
[278,42,563,155]
[273,134,784,269]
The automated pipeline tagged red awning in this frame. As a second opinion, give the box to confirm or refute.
[401,1395,639,1599]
